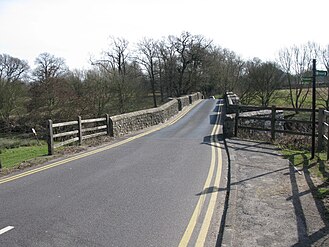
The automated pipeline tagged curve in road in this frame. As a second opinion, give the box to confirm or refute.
[0,99,224,247]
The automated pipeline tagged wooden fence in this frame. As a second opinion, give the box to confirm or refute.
[317,109,329,159]
[229,105,329,160]
[47,114,112,155]
[231,104,329,159]
[233,105,317,141]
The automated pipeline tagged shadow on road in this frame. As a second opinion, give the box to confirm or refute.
[195,186,223,196]
[209,114,219,125]
[225,138,283,157]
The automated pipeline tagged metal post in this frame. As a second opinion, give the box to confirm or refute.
[327,120,329,160]
[311,59,316,159]
[234,106,239,137]
[47,119,54,155]
[78,116,82,145]
[318,108,324,151]
[271,105,276,142]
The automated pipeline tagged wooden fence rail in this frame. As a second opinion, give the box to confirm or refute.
[47,114,112,155]
[225,89,329,159]
[234,105,312,141]
[233,105,317,140]
[232,104,326,156]
[231,104,329,159]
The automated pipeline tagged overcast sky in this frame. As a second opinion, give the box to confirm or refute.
[1,0,328,70]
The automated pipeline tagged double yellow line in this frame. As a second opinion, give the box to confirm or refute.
[178,109,222,247]
[0,101,202,185]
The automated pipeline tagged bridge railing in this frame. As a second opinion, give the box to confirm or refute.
[225,103,329,159]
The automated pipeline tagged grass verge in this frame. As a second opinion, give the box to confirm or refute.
[0,145,48,169]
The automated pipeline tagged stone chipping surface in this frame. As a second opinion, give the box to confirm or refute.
[222,138,329,247]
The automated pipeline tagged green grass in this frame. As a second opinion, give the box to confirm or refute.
[249,87,328,108]
[281,149,327,170]
[317,187,329,199]
[0,132,43,149]
[272,89,320,108]
[281,149,329,204]
[0,145,48,169]
[0,132,50,170]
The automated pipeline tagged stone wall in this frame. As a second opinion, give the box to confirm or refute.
[111,93,202,137]
[225,92,240,114]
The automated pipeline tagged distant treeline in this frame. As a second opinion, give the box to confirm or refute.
[0,31,328,133]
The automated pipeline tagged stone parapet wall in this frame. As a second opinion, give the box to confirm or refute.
[111,108,163,137]
[177,95,190,110]
[190,92,203,102]
[111,93,202,137]
[239,110,284,129]
[159,99,179,121]
[225,92,240,114]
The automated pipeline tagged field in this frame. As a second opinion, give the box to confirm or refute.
[269,87,328,108]
[0,133,48,170]
[0,145,48,169]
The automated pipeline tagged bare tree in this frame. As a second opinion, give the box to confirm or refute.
[278,43,317,110]
[157,39,177,98]
[245,58,284,106]
[322,44,329,70]
[30,53,68,119]
[317,44,329,109]
[93,37,143,113]
[137,38,158,107]
[0,54,29,128]
[83,68,112,116]
[219,49,244,93]
[195,45,224,96]
[63,69,90,117]
[169,32,211,96]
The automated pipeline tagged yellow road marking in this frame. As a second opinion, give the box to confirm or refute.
[195,125,222,246]
[0,101,202,185]
[178,110,221,247]
[178,140,216,247]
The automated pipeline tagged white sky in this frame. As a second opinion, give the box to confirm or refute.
[1,0,328,70]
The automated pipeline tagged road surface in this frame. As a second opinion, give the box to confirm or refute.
[0,99,224,247]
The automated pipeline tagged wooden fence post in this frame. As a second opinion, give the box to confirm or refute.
[271,105,276,142]
[318,108,324,151]
[78,116,82,145]
[106,114,114,137]
[47,119,54,155]
[234,106,239,137]
[178,99,182,111]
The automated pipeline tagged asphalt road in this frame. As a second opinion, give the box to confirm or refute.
[0,99,223,247]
